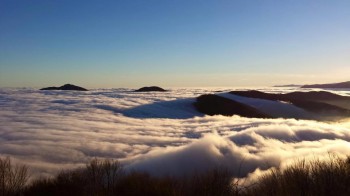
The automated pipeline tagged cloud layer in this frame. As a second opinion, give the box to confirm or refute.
[0,87,350,180]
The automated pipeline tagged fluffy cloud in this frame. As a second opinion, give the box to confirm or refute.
[0,88,350,181]
[127,120,350,178]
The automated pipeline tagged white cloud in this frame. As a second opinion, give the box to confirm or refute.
[0,87,350,181]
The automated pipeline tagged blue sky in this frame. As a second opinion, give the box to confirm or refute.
[1,0,349,88]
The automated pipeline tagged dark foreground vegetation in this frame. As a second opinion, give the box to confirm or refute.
[1,156,350,196]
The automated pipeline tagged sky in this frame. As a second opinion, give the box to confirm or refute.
[0,0,349,88]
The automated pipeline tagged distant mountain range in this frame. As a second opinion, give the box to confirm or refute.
[194,90,350,120]
[301,81,350,88]
[273,84,302,87]
[273,81,350,89]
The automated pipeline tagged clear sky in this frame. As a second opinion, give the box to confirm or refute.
[1,0,349,88]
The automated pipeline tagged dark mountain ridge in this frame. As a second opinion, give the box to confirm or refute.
[302,81,350,89]
[40,84,88,91]
[229,90,350,117]
[194,94,271,118]
[135,86,167,92]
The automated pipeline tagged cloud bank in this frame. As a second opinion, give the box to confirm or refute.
[0,87,350,180]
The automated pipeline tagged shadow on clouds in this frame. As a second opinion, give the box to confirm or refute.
[118,98,204,119]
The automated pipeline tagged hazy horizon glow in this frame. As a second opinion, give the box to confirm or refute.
[1,0,349,87]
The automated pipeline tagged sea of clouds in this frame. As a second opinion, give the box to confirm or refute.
[1,87,350,182]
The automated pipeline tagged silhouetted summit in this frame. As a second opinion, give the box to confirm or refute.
[40,84,88,91]
[302,81,350,89]
[135,86,166,92]
[194,94,270,118]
